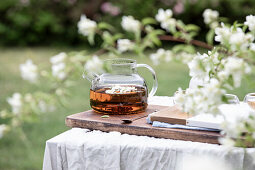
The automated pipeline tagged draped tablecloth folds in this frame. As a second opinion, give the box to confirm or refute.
[43,96,255,170]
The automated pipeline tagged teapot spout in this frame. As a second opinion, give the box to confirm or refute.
[82,71,99,83]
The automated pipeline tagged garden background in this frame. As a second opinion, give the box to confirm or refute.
[0,0,255,169]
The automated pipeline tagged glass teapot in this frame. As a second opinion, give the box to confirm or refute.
[83,58,158,114]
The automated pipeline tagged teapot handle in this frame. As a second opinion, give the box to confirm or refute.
[136,64,158,97]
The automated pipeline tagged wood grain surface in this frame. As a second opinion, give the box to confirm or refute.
[150,105,192,125]
[65,105,221,144]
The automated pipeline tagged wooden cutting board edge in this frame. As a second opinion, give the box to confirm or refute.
[65,115,221,144]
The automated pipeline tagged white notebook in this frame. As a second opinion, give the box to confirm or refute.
[186,102,254,130]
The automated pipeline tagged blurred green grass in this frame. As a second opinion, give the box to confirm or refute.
[0,47,253,170]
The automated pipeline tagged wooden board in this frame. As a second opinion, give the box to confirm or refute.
[65,105,221,144]
[150,105,191,125]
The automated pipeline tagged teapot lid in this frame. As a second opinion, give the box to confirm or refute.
[104,58,137,74]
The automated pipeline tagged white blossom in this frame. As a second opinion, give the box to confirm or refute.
[203,9,219,25]
[24,93,33,102]
[19,59,38,83]
[121,16,141,33]
[189,77,205,89]
[38,100,47,113]
[215,24,254,51]
[220,103,255,139]
[221,57,251,88]
[250,43,255,51]
[161,18,176,30]
[84,55,104,74]
[218,137,235,147]
[117,39,134,53]
[175,79,225,115]
[155,8,173,23]
[188,53,211,81]
[217,71,228,82]
[0,124,7,139]
[77,15,97,36]
[50,52,67,64]
[174,88,185,104]
[164,50,173,62]
[52,63,66,80]
[56,88,64,96]
[208,50,220,64]
[244,15,255,32]
[150,49,165,65]
[38,100,55,113]
[229,30,245,46]
[229,28,253,51]
[215,23,231,43]
[155,9,176,31]
[7,93,22,115]
[178,52,195,64]
[105,85,137,94]
[150,48,173,65]
[50,53,67,80]
[210,21,219,29]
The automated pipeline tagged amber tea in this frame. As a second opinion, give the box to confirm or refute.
[248,101,255,110]
[244,93,255,110]
[90,85,148,114]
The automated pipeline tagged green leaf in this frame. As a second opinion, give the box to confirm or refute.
[173,32,181,38]
[102,31,116,48]
[228,75,234,87]
[135,30,141,43]
[88,33,95,45]
[145,30,163,47]
[185,24,200,32]
[232,21,243,31]
[150,36,161,46]
[177,20,185,29]
[221,95,228,103]
[184,45,196,53]
[142,17,157,25]
[101,115,110,118]
[219,17,228,23]
[169,25,177,34]
[30,102,40,114]
[98,22,115,31]
[206,29,215,45]
[243,25,248,32]
[189,31,198,39]
[152,29,165,35]
[113,33,123,40]
[181,33,192,42]
[145,40,154,48]
[177,20,185,28]
[172,44,195,53]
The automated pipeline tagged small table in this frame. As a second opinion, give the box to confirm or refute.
[43,96,255,170]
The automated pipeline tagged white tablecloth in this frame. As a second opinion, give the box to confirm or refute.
[43,96,255,170]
